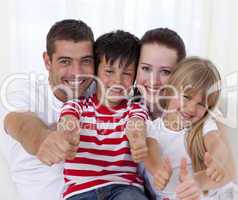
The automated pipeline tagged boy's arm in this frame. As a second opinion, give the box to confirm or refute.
[194,131,236,191]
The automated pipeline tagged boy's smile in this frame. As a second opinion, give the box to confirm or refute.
[96,57,136,107]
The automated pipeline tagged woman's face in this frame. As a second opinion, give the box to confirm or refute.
[136,43,178,106]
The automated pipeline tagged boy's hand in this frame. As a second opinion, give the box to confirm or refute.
[153,157,172,190]
[36,128,80,166]
[129,131,148,163]
[126,118,148,163]
[176,158,201,200]
[204,152,224,182]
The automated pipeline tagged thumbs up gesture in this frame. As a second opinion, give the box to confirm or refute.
[204,152,224,182]
[126,117,148,163]
[153,157,172,190]
[37,124,80,166]
[176,158,201,200]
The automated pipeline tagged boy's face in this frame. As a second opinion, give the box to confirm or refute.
[96,56,136,107]
[43,40,94,102]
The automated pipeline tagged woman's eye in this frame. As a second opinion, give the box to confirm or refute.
[160,70,171,76]
[141,66,152,72]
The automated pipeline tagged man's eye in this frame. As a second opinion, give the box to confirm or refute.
[81,59,93,65]
[60,60,70,65]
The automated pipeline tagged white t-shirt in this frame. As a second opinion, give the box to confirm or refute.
[0,76,95,200]
[145,117,218,200]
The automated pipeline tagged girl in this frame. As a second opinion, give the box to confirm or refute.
[144,57,235,200]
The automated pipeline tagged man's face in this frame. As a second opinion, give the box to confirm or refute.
[44,40,94,101]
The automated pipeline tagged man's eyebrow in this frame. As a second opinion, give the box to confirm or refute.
[57,56,72,61]
[81,55,94,60]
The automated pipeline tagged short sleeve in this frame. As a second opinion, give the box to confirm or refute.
[203,116,218,136]
[60,99,83,120]
[146,119,159,140]
[128,102,149,121]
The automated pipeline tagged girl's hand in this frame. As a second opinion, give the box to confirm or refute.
[153,157,172,190]
[176,158,201,200]
[204,152,224,182]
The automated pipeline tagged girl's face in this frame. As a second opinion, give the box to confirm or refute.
[136,43,178,104]
[166,91,207,129]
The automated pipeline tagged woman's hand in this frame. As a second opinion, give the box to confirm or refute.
[153,157,172,190]
[176,158,201,200]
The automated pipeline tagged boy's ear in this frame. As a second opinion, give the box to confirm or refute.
[43,52,51,71]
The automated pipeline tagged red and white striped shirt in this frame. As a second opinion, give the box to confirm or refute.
[60,94,148,199]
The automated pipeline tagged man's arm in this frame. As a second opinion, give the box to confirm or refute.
[4,111,50,155]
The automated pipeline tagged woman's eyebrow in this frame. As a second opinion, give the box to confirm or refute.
[139,62,152,66]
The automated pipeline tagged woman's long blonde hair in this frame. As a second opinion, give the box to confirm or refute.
[162,56,221,172]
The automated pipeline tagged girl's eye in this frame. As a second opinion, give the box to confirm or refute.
[160,69,171,76]
[198,102,205,107]
[183,95,190,101]
[141,66,152,72]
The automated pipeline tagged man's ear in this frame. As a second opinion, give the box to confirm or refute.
[43,52,51,71]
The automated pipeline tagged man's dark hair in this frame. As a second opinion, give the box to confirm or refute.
[46,19,94,59]
[94,30,140,73]
[141,28,186,62]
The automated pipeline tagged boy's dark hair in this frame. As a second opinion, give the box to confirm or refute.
[46,19,94,59]
[94,30,140,74]
[141,28,186,62]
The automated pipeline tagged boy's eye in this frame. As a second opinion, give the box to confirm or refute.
[123,72,132,76]
[105,70,113,74]
[198,102,205,107]
[141,66,152,72]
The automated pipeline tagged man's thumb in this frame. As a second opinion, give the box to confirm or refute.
[179,157,188,182]
[65,128,80,145]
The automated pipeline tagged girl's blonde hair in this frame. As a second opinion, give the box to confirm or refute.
[163,56,221,172]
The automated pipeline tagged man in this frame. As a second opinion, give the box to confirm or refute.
[2,19,95,200]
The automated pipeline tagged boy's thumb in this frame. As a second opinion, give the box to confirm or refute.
[179,157,188,182]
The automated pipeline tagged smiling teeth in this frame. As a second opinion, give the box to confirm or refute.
[68,80,84,86]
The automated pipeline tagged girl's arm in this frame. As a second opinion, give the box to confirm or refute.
[194,130,236,191]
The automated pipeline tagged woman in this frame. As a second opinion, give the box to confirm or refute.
[135,28,236,200]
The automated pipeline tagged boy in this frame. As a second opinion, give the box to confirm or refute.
[58,30,149,200]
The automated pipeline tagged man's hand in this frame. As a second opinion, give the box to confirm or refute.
[204,152,224,182]
[36,128,80,166]
[153,157,172,190]
[176,158,201,200]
